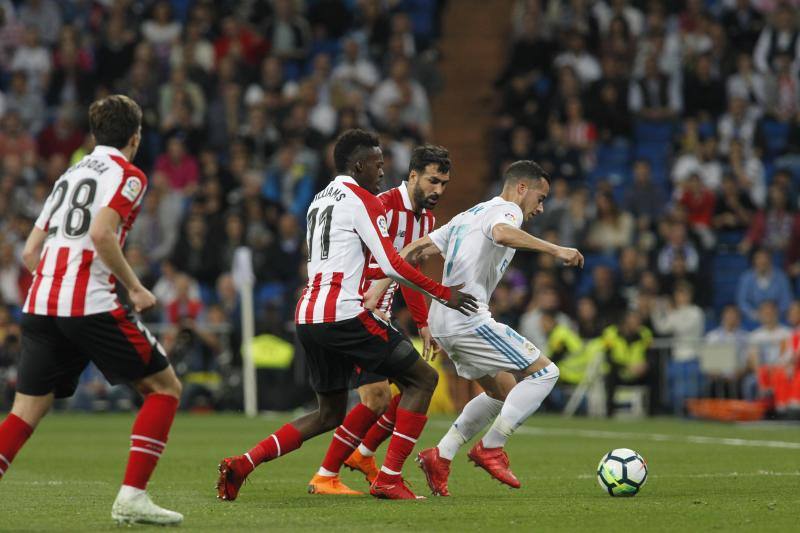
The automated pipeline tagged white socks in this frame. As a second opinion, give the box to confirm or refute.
[357,443,374,457]
[117,485,146,501]
[482,363,559,449]
[437,393,504,460]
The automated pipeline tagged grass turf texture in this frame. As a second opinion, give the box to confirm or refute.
[2,413,799,532]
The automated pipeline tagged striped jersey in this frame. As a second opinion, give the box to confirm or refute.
[363,183,434,328]
[295,175,450,325]
[24,146,148,316]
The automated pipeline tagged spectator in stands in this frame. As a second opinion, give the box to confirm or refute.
[331,37,380,97]
[536,118,584,183]
[18,0,60,46]
[155,134,200,194]
[587,265,627,328]
[496,11,554,87]
[713,174,757,233]
[5,70,44,134]
[575,296,602,338]
[737,248,793,323]
[170,18,214,75]
[705,304,749,398]
[722,0,765,54]
[142,1,182,62]
[10,26,50,94]
[657,222,700,275]
[37,105,84,161]
[165,273,204,325]
[264,0,311,64]
[601,309,651,416]
[746,300,792,408]
[727,52,768,114]
[541,310,587,407]
[214,15,267,68]
[683,53,727,120]
[763,51,800,120]
[562,97,597,152]
[726,139,766,207]
[171,214,221,286]
[0,111,36,168]
[0,240,25,306]
[679,173,716,239]
[753,4,800,74]
[718,95,760,156]
[618,247,644,308]
[739,184,800,255]
[370,58,431,139]
[624,159,666,227]
[554,32,601,84]
[628,53,682,120]
[651,281,705,414]
[672,135,724,193]
[519,286,572,352]
[585,191,634,254]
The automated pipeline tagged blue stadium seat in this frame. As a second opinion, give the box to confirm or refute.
[711,253,749,314]
[634,121,675,143]
[761,120,790,159]
[257,282,286,306]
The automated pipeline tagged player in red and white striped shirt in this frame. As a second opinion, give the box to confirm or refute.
[217,131,476,501]
[0,96,183,525]
[310,145,451,489]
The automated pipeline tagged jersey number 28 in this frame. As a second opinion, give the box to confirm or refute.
[45,178,98,238]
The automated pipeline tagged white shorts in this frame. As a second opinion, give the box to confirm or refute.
[433,320,541,380]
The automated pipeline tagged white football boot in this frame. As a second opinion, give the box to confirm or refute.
[111,486,183,526]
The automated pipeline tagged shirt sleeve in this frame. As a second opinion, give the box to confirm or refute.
[34,180,63,230]
[401,283,429,329]
[482,203,523,244]
[103,166,148,220]
[347,186,451,303]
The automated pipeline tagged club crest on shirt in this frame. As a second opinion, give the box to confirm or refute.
[376,215,390,237]
[504,212,517,223]
[121,176,142,202]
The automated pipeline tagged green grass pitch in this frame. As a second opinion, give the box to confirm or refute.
[2,413,799,532]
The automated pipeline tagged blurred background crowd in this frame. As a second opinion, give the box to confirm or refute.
[0,0,798,420]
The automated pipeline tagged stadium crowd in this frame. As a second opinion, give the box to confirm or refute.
[491,0,800,418]
[0,0,798,419]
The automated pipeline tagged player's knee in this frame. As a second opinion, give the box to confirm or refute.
[417,363,439,393]
[318,403,345,431]
[360,384,391,415]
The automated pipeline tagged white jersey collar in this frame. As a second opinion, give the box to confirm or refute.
[399,181,415,211]
[334,174,358,186]
[91,145,128,161]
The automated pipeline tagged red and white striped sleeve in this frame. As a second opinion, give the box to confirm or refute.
[345,183,451,303]
[104,156,148,220]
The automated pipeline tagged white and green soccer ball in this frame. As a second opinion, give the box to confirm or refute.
[596,448,648,497]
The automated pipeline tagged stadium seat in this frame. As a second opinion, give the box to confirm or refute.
[634,120,675,143]
[761,120,790,159]
[711,253,749,314]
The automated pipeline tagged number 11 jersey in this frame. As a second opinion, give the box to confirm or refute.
[295,174,451,325]
[24,145,148,317]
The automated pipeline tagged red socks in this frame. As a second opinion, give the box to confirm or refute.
[320,403,378,474]
[245,423,303,472]
[0,414,34,479]
[122,393,178,490]
[376,407,427,483]
[360,394,401,454]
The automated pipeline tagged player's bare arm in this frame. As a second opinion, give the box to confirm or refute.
[89,207,155,312]
[362,234,443,311]
[21,227,47,273]
[491,224,584,268]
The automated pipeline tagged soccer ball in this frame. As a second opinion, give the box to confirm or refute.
[596,448,648,497]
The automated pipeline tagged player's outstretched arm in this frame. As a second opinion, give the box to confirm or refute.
[90,207,156,312]
[21,227,47,273]
[352,198,478,315]
[492,224,584,267]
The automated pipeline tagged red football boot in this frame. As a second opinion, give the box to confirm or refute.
[416,447,451,496]
[217,456,253,501]
[467,441,521,489]
[370,477,425,500]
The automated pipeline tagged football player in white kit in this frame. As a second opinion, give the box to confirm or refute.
[366,160,583,495]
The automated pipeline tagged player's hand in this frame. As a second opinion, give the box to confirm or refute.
[556,246,584,268]
[419,326,440,361]
[444,283,479,316]
[129,285,157,313]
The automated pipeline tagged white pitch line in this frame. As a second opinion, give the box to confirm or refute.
[429,421,800,449]
[577,471,800,479]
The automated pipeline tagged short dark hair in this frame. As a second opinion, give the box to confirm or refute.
[89,95,142,149]
[503,160,549,186]
[409,144,451,175]
[333,128,380,173]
